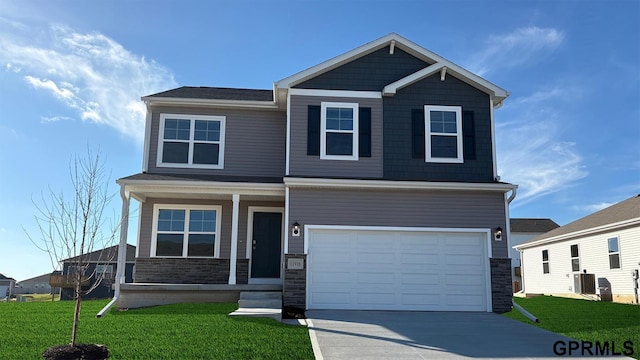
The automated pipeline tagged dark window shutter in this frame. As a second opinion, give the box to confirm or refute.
[412,109,425,159]
[358,107,371,157]
[307,105,320,156]
[462,110,476,160]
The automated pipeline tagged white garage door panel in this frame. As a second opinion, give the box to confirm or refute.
[308,229,489,311]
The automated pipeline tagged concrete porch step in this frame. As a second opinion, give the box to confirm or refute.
[228,307,282,321]
[229,291,283,321]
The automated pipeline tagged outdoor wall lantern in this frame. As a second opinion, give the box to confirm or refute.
[292,222,301,237]
[494,226,503,241]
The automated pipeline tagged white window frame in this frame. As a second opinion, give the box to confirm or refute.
[424,105,463,163]
[570,244,580,272]
[542,249,550,274]
[157,114,226,169]
[320,102,359,161]
[607,236,621,270]
[151,204,222,258]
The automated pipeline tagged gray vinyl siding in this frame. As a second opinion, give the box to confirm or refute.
[288,188,508,257]
[289,95,383,178]
[383,73,494,181]
[295,47,430,91]
[137,198,283,260]
[147,106,285,177]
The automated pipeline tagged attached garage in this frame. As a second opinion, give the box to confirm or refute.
[306,227,491,311]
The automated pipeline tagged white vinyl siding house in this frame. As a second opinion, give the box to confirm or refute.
[516,195,640,304]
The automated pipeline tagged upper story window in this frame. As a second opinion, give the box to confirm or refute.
[542,249,550,274]
[570,244,580,272]
[320,102,359,160]
[424,105,463,163]
[152,205,221,258]
[607,236,620,269]
[157,114,225,169]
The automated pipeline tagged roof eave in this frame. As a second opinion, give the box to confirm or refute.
[141,96,279,110]
[514,217,640,250]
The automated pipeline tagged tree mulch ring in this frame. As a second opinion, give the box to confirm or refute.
[282,306,305,319]
[42,344,110,360]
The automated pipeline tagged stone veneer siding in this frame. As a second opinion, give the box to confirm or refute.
[490,258,512,313]
[283,254,306,309]
[236,259,248,285]
[135,258,230,284]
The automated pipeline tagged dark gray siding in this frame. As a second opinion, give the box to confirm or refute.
[383,73,494,181]
[295,47,429,91]
[137,199,283,260]
[289,95,383,178]
[288,188,508,257]
[147,106,285,177]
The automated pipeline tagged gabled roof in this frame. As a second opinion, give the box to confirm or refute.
[516,195,640,249]
[0,273,16,281]
[62,244,136,263]
[141,87,278,110]
[17,273,51,283]
[510,218,559,233]
[144,86,273,102]
[275,33,509,106]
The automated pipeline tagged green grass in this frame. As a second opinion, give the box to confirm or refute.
[0,300,314,359]
[505,296,640,358]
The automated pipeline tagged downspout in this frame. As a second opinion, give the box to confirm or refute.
[97,185,130,318]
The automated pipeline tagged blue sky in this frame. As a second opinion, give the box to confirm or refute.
[1,1,638,282]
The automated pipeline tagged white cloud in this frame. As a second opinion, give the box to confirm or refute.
[5,62,20,72]
[40,115,73,123]
[572,202,614,213]
[466,26,564,76]
[0,23,176,142]
[497,88,587,206]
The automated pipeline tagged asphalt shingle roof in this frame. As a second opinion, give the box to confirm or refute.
[520,194,640,245]
[62,244,136,263]
[510,218,559,233]
[144,86,274,101]
[119,173,283,184]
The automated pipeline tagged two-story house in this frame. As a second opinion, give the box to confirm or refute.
[110,33,517,314]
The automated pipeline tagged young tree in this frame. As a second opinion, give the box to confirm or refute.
[29,149,118,346]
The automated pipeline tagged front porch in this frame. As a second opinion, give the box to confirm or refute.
[118,283,282,309]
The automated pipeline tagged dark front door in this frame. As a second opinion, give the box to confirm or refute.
[251,212,282,278]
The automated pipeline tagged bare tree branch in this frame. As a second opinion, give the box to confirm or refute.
[25,148,120,346]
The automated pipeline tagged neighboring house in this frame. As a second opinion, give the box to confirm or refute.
[54,244,136,300]
[0,273,16,298]
[515,194,640,304]
[509,218,560,292]
[114,33,517,313]
[15,273,56,295]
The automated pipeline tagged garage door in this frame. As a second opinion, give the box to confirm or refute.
[307,228,489,311]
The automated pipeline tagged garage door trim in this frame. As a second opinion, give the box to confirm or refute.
[304,225,493,312]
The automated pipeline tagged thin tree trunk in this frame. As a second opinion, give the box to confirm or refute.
[71,281,82,346]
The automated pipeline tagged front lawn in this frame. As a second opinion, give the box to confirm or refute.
[506,296,640,358]
[1,300,314,359]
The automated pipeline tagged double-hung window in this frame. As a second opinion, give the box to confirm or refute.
[542,249,550,274]
[424,105,463,163]
[607,236,620,269]
[570,244,580,272]
[158,114,225,168]
[152,205,221,258]
[320,102,358,160]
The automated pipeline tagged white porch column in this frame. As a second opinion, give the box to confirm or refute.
[115,185,130,297]
[228,194,240,285]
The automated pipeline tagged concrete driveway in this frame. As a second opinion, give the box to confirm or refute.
[306,310,626,359]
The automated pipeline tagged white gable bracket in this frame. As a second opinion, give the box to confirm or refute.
[383,63,445,96]
[440,66,447,81]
